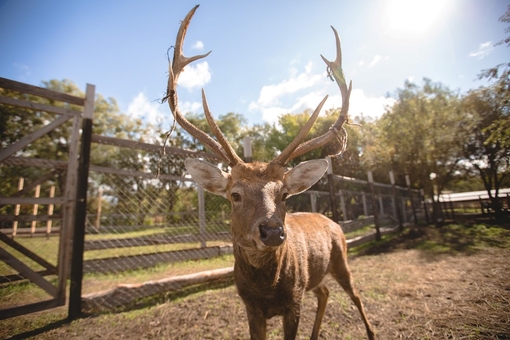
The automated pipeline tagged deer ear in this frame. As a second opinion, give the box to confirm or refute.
[284,159,328,196]
[185,159,230,197]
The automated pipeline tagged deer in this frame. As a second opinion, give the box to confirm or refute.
[164,5,376,340]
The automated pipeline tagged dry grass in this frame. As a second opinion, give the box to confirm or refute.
[2,222,510,339]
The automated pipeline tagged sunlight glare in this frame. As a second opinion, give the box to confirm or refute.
[383,0,451,39]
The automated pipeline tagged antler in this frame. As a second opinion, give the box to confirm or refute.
[168,7,352,167]
[166,5,243,167]
[272,26,352,165]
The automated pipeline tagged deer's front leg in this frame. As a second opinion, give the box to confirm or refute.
[283,309,301,340]
[246,307,267,340]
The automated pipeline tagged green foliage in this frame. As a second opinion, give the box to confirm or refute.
[363,78,465,193]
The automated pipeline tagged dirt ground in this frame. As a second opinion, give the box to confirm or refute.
[4,223,510,339]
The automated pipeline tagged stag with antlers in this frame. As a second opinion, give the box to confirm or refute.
[165,5,376,340]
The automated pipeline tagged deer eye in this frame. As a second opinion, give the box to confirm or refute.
[231,192,242,202]
[282,193,289,202]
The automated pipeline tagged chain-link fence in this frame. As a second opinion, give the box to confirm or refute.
[79,138,426,312]
[80,135,235,311]
[328,173,423,225]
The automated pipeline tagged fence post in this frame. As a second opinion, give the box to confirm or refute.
[46,185,55,238]
[198,186,206,248]
[68,84,95,321]
[95,187,103,230]
[390,171,403,231]
[243,136,252,163]
[310,192,317,213]
[367,171,381,241]
[421,190,430,224]
[362,191,368,216]
[405,175,418,226]
[12,177,24,238]
[339,190,347,221]
[326,157,339,222]
[30,185,41,237]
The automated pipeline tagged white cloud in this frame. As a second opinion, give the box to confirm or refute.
[368,54,388,68]
[349,89,396,120]
[249,61,395,125]
[249,62,322,124]
[180,100,202,113]
[127,92,164,124]
[14,62,30,76]
[177,61,211,90]
[192,40,204,50]
[308,88,395,121]
[469,41,493,59]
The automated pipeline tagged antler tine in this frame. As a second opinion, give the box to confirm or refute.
[166,5,236,165]
[282,26,353,163]
[272,95,329,165]
[201,89,244,165]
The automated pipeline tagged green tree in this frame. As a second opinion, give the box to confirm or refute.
[364,79,466,220]
[462,85,509,215]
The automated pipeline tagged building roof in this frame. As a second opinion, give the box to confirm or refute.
[435,188,510,202]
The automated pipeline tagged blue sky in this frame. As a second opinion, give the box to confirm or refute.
[1,0,508,130]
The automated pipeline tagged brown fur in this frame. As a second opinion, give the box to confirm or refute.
[226,163,376,339]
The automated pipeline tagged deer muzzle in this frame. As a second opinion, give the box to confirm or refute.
[259,224,285,247]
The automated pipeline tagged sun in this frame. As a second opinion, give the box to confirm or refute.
[382,0,452,39]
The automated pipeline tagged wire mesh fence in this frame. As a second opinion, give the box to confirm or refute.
[1,131,425,315]
[328,173,424,225]
[80,136,235,311]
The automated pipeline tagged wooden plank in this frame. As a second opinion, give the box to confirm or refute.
[0,298,62,321]
[0,197,65,205]
[0,269,56,284]
[83,245,233,274]
[6,170,58,199]
[91,134,221,159]
[0,96,82,117]
[1,156,68,169]
[84,232,231,251]
[82,267,234,312]
[0,77,84,106]
[0,114,72,162]
[0,232,56,271]
[0,214,62,222]
[0,247,57,297]
[89,164,192,182]
[57,87,89,302]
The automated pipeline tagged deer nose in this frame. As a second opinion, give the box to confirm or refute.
[259,224,285,247]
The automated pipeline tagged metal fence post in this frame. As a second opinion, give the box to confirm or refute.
[390,171,403,231]
[367,171,381,240]
[243,136,252,163]
[310,192,317,213]
[406,175,418,225]
[326,157,339,222]
[362,191,368,216]
[198,186,206,248]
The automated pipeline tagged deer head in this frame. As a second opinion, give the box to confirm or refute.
[165,5,352,251]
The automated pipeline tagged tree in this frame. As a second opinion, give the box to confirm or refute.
[467,4,510,217]
[462,85,509,215]
[363,79,466,221]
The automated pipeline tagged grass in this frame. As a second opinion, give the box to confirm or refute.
[0,224,230,274]
[2,220,509,339]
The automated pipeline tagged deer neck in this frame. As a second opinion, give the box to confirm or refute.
[234,240,291,286]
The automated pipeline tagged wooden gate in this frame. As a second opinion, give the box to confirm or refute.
[0,78,95,319]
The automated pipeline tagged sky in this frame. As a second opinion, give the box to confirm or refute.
[1,0,508,130]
